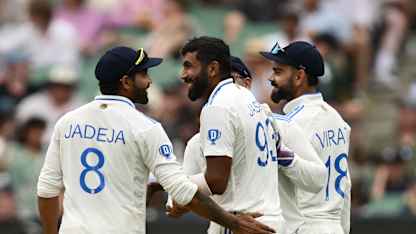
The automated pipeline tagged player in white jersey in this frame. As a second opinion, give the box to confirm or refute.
[166,37,284,234]
[177,55,326,234]
[260,41,352,234]
[36,46,276,234]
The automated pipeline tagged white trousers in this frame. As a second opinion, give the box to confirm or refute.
[296,220,343,234]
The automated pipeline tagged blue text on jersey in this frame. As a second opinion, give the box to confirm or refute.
[315,127,347,150]
[64,123,126,144]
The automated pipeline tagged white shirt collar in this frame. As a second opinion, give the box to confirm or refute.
[206,78,234,105]
[283,92,323,114]
[94,95,135,108]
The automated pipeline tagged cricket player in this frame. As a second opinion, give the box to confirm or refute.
[36,46,276,234]
[260,41,352,234]
[177,55,326,234]
[167,36,284,234]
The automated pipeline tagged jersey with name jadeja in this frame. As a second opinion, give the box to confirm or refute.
[37,95,197,234]
[200,78,281,222]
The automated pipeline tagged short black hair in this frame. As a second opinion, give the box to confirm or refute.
[181,36,231,79]
[99,80,120,95]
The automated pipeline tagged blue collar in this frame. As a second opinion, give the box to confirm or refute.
[94,95,135,108]
[283,92,323,114]
[207,78,234,105]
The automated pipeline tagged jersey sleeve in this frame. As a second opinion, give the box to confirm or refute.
[341,178,351,234]
[200,105,237,158]
[139,124,197,206]
[278,120,326,193]
[37,122,64,198]
[183,133,206,175]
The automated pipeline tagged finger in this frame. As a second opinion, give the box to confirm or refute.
[244,212,263,218]
[254,223,275,233]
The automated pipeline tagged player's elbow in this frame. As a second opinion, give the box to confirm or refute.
[206,175,228,195]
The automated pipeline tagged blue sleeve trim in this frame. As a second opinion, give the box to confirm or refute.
[272,105,304,122]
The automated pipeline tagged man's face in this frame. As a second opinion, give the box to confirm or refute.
[130,70,151,104]
[180,52,209,101]
[269,62,297,103]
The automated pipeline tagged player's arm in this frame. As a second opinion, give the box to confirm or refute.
[200,105,236,195]
[37,123,64,234]
[140,124,274,234]
[341,179,351,234]
[272,117,326,193]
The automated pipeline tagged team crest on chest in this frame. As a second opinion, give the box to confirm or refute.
[208,129,221,145]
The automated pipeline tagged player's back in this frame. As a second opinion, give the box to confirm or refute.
[200,79,281,226]
[287,93,351,222]
[55,96,157,234]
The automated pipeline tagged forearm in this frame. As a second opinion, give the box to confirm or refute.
[38,196,60,234]
[186,190,239,230]
[281,155,326,193]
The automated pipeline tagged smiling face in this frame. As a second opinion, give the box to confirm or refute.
[180,52,210,101]
[269,62,297,103]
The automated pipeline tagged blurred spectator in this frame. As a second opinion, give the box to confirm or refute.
[401,177,416,217]
[263,11,305,48]
[93,0,165,30]
[0,0,80,71]
[146,0,198,58]
[0,112,16,170]
[4,117,46,234]
[0,0,29,25]
[0,53,31,111]
[371,147,413,201]
[224,10,245,44]
[0,184,24,234]
[313,33,352,103]
[55,0,106,56]
[298,0,352,44]
[16,66,82,143]
[373,0,410,89]
[225,0,287,22]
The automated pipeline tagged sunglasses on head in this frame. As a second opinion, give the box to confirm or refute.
[126,48,146,76]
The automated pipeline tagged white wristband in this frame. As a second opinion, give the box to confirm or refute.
[189,173,212,196]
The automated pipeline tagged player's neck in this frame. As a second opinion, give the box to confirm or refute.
[203,75,223,103]
[294,86,317,99]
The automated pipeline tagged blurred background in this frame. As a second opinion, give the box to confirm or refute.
[0,0,416,233]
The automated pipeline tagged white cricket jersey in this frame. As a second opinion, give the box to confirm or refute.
[270,115,326,234]
[200,79,282,231]
[37,95,197,234]
[283,93,351,234]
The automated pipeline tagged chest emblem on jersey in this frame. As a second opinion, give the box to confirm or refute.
[159,144,173,159]
[208,129,221,145]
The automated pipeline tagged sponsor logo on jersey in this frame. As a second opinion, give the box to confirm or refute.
[159,144,172,159]
[208,129,221,145]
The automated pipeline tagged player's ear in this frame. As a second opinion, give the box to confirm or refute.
[119,75,132,90]
[295,68,307,83]
[207,61,220,78]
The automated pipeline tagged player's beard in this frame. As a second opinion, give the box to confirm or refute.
[271,76,295,103]
[132,83,149,104]
[188,68,209,101]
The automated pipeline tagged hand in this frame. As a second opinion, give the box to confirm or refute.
[233,212,275,234]
[165,200,189,218]
[276,144,295,167]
